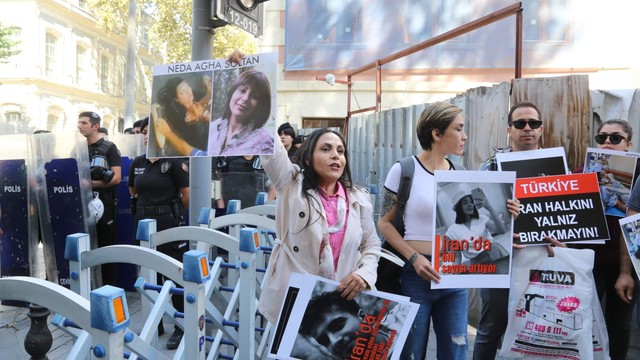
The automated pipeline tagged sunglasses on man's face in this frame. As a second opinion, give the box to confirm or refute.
[509,119,543,130]
[594,133,627,145]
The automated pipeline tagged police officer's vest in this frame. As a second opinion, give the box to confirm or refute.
[90,139,115,160]
[90,139,117,203]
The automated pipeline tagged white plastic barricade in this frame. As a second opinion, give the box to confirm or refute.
[180,250,210,360]
[136,219,264,359]
[64,230,180,359]
[0,277,129,359]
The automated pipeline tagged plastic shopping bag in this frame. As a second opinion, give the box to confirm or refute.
[590,277,609,360]
[500,246,609,360]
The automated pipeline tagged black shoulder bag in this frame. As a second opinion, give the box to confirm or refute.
[375,156,415,294]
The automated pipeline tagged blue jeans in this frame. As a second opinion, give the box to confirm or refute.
[400,259,468,360]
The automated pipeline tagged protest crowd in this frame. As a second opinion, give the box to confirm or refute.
[260,100,639,359]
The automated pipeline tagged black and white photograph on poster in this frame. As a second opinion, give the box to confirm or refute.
[619,213,640,282]
[582,147,640,217]
[431,170,516,289]
[207,52,277,156]
[496,147,569,178]
[269,273,418,360]
[148,60,220,157]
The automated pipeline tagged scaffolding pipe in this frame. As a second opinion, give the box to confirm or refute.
[343,2,523,126]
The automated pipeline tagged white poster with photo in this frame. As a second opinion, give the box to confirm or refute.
[269,273,418,360]
[496,147,569,177]
[618,213,640,282]
[431,170,516,289]
[148,52,278,158]
[582,147,640,217]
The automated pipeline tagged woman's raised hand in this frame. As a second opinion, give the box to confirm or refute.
[227,49,245,65]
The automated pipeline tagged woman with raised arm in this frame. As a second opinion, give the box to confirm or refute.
[257,128,381,327]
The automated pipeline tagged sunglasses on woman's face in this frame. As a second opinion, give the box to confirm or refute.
[509,119,543,130]
[594,133,626,145]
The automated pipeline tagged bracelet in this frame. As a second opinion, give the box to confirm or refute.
[408,252,420,265]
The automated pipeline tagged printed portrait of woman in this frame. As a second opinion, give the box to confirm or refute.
[437,183,512,275]
[207,68,275,156]
[149,71,212,157]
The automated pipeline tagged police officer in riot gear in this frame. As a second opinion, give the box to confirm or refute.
[128,117,189,349]
[78,111,122,286]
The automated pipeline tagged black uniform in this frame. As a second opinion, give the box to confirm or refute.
[88,138,121,286]
[214,155,270,210]
[128,156,189,312]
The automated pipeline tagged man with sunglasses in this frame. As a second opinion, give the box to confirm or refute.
[479,101,544,173]
[474,101,544,359]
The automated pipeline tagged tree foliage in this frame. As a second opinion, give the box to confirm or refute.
[0,22,20,62]
[87,0,257,63]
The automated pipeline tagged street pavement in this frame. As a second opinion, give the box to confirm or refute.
[2,288,468,359]
[2,244,639,359]
[2,290,638,359]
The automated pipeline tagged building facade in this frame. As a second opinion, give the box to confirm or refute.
[0,0,637,136]
[258,0,640,131]
[0,0,159,135]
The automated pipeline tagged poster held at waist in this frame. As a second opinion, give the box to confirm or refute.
[269,273,418,360]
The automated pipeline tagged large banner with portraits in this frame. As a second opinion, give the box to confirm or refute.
[431,170,516,289]
[269,273,418,360]
[148,52,278,158]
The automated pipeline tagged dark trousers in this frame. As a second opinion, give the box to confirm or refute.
[473,288,509,359]
[593,260,636,360]
[135,213,188,313]
[97,203,117,286]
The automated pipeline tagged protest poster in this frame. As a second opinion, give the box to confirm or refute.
[269,273,418,360]
[582,147,640,217]
[496,147,569,177]
[431,170,516,289]
[514,173,610,245]
[618,213,640,281]
[147,52,278,158]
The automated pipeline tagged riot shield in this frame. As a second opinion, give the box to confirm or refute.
[29,132,58,284]
[108,133,144,290]
[0,134,36,306]
[31,133,95,289]
[216,171,272,212]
